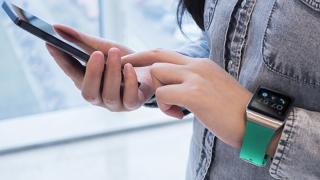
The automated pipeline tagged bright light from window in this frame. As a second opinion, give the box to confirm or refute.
[0,0,200,120]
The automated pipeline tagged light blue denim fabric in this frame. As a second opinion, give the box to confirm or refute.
[146,0,320,179]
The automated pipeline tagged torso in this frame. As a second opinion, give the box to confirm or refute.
[187,0,320,179]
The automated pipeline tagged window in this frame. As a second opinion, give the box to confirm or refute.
[101,0,200,50]
[0,0,200,120]
[0,0,100,120]
[0,0,199,153]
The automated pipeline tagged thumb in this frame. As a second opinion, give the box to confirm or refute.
[54,24,96,54]
[121,49,190,67]
[155,84,188,119]
[158,104,185,119]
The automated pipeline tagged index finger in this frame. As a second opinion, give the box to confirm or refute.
[54,24,101,54]
[54,24,129,56]
[121,49,190,67]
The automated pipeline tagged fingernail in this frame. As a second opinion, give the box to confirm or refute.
[109,48,120,56]
[93,51,103,61]
[125,63,133,76]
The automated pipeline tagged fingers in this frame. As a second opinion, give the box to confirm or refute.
[149,63,189,119]
[121,49,190,67]
[81,51,105,105]
[155,84,187,108]
[161,105,185,119]
[122,63,141,110]
[155,84,188,119]
[46,43,85,88]
[101,48,123,110]
[54,24,133,56]
[150,63,187,85]
[54,24,102,54]
[53,24,82,44]
[151,73,184,119]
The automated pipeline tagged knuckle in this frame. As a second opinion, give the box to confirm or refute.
[102,97,122,111]
[187,73,201,83]
[188,83,203,96]
[150,63,161,74]
[150,48,164,56]
[155,88,165,99]
[123,101,139,110]
[193,59,211,68]
[151,62,162,68]
[102,100,122,112]
[102,97,118,106]
[151,63,168,77]
[81,91,97,103]
[108,108,121,112]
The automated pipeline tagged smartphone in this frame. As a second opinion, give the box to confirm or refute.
[2,1,90,63]
[2,1,141,85]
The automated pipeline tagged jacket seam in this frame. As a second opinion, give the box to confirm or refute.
[270,109,296,179]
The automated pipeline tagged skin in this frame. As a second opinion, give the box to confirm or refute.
[46,25,154,112]
[122,49,282,153]
[47,25,281,156]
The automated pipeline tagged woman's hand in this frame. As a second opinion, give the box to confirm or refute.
[46,25,154,111]
[122,49,252,148]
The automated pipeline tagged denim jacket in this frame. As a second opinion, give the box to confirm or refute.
[147,0,320,179]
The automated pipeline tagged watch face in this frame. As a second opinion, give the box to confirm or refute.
[248,87,293,121]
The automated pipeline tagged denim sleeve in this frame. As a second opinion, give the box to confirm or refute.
[269,107,320,179]
[175,32,210,58]
[144,32,210,107]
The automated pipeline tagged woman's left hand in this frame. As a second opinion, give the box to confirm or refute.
[122,49,252,148]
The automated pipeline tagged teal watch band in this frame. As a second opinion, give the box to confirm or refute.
[240,86,292,166]
[240,121,276,166]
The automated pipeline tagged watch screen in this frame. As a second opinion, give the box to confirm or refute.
[248,87,292,121]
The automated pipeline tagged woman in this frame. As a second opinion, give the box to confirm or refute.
[47,0,320,179]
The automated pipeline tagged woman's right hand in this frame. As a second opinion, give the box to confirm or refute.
[46,24,154,112]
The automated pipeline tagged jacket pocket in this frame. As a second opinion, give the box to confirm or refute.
[262,0,320,87]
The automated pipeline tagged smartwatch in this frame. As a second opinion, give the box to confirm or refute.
[240,87,293,166]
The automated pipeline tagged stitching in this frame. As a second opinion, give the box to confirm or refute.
[300,0,320,11]
[273,109,296,179]
[196,129,208,179]
[233,0,257,77]
[223,0,243,72]
[261,0,320,88]
[204,0,219,31]
[200,133,215,180]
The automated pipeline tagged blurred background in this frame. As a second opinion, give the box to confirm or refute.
[0,0,200,179]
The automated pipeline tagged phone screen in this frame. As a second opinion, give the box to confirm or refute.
[2,2,90,62]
